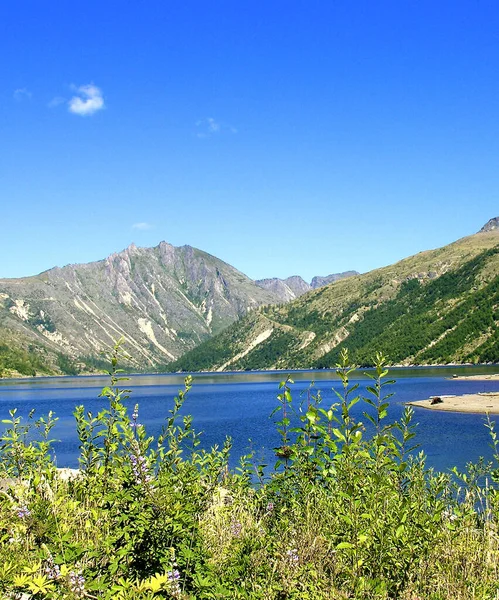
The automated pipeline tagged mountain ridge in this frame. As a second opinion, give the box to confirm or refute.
[255,271,359,302]
[0,240,356,376]
[170,222,499,372]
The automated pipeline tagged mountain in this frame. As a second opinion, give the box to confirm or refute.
[170,221,499,372]
[255,271,359,302]
[311,271,359,289]
[0,242,284,376]
[480,217,499,232]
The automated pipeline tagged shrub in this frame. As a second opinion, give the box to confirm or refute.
[0,342,498,598]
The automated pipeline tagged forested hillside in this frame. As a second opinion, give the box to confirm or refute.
[170,226,499,371]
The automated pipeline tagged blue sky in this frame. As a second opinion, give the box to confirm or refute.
[1,1,499,281]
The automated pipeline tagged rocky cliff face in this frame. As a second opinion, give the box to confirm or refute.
[310,271,359,289]
[0,242,281,370]
[255,271,359,302]
[254,276,310,302]
[480,217,499,233]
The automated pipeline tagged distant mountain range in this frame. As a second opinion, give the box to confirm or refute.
[170,218,499,372]
[0,242,356,376]
[255,272,359,302]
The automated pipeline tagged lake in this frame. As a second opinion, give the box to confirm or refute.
[1,365,499,475]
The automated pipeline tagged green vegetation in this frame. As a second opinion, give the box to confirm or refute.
[0,340,120,379]
[0,341,54,377]
[166,315,267,372]
[1,343,499,598]
[317,247,499,367]
[172,245,499,372]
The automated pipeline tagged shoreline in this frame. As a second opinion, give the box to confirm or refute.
[2,366,499,383]
[407,392,499,414]
[446,373,499,382]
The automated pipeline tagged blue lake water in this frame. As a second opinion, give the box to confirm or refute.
[1,365,499,475]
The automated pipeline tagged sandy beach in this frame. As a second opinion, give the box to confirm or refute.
[407,392,499,414]
[447,373,499,382]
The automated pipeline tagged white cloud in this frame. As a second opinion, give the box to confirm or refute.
[68,84,104,116]
[196,117,237,138]
[13,88,32,101]
[132,222,153,231]
[207,117,220,133]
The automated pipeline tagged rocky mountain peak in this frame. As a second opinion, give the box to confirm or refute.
[479,217,499,233]
[310,271,359,289]
[255,271,359,302]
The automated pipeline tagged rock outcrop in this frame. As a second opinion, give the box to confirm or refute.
[255,271,358,302]
[479,217,499,233]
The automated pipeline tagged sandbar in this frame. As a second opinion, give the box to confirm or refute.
[407,392,499,414]
[447,373,499,382]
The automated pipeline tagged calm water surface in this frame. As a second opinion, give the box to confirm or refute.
[1,365,499,474]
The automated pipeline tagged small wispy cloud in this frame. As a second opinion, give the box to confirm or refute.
[207,117,220,133]
[48,96,66,108]
[132,222,154,231]
[68,84,105,116]
[196,117,237,138]
[13,88,32,102]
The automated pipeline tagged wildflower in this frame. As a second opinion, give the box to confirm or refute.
[230,519,242,537]
[44,556,61,580]
[167,567,181,598]
[68,570,85,597]
[129,441,152,485]
[130,403,142,428]
[266,502,274,513]
[16,506,30,519]
[286,548,299,566]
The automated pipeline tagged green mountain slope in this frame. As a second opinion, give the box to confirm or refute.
[170,224,499,371]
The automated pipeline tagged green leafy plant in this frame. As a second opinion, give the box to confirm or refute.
[1,340,499,599]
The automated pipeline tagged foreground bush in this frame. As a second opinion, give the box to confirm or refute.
[1,343,498,599]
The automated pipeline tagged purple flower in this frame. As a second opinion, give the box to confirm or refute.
[168,568,180,581]
[68,571,85,597]
[266,502,274,513]
[16,506,30,519]
[130,404,142,428]
[231,519,242,537]
[167,568,181,597]
[44,556,61,580]
[286,548,299,565]
[129,443,152,485]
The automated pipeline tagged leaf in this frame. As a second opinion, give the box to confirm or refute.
[339,514,353,526]
[347,396,360,410]
[306,410,317,423]
[27,574,55,594]
[363,412,376,426]
[332,428,346,442]
[13,573,31,588]
[336,541,355,550]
